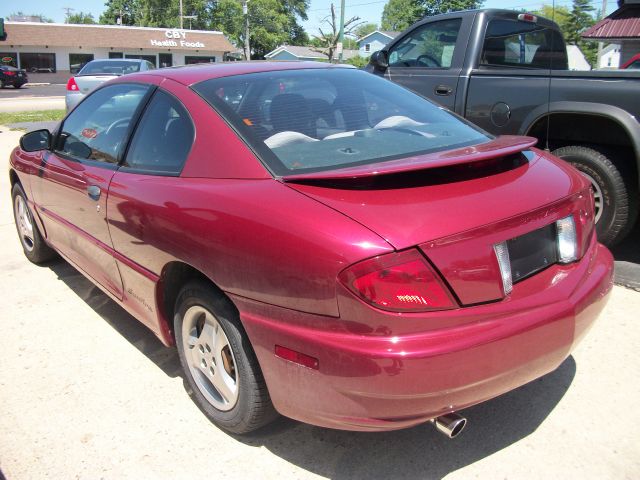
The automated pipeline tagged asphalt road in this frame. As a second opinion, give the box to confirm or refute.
[0,84,66,112]
[0,126,639,479]
[0,83,66,98]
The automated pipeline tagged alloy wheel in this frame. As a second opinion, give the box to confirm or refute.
[14,194,35,252]
[181,305,239,411]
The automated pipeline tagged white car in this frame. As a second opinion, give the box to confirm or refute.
[65,59,155,111]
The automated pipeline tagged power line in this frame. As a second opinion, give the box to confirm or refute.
[62,6,75,21]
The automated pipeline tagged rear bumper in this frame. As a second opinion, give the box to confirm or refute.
[1,77,27,86]
[65,92,84,112]
[236,241,613,431]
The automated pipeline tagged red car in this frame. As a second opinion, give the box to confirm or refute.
[10,62,613,437]
[621,53,640,69]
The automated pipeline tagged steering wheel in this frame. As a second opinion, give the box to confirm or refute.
[105,118,130,137]
[416,54,441,68]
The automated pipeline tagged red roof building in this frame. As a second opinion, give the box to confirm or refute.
[582,0,640,67]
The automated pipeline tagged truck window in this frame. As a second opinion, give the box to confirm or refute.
[481,19,567,70]
[388,19,462,69]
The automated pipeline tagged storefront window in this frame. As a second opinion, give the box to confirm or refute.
[69,53,94,74]
[125,54,156,66]
[19,52,56,73]
[185,56,216,64]
[159,53,172,68]
[0,53,18,68]
[109,52,124,59]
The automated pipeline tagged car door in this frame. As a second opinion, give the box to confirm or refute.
[384,17,469,111]
[106,86,195,331]
[464,18,565,135]
[31,83,152,299]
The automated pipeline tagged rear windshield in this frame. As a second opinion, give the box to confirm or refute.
[193,68,490,175]
[79,61,142,76]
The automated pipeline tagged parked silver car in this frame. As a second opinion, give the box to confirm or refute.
[65,59,155,111]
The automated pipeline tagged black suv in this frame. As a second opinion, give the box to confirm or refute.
[0,65,28,89]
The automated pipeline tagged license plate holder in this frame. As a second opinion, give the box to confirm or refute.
[508,223,558,283]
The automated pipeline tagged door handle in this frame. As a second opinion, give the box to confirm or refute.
[435,85,453,96]
[87,185,101,201]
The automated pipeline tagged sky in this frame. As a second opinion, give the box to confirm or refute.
[0,0,618,35]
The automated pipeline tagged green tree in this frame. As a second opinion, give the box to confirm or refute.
[381,0,483,31]
[100,0,140,25]
[381,0,422,31]
[422,0,483,17]
[355,22,378,39]
[66,12,97,24]
[532,4,572,31]
[210,0,309,59]
[564,0,597,66]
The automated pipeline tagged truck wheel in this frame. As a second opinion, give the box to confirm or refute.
[552,145,637,246]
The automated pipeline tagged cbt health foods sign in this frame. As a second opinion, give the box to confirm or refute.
[151,30,205,48]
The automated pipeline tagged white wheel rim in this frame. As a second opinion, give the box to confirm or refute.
[181,305,239,411]
[14,194,35,252]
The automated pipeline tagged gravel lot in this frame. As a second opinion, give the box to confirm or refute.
[1,127,639,480]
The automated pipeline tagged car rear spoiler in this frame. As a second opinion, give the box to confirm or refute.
[281,136,538,182]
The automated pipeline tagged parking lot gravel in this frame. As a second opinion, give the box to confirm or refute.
[1,127,639,480]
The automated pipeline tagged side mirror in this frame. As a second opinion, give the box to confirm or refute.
[20,129,51,152]
[370,50,389,71]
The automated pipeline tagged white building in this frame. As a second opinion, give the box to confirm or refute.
[598,43,622,68]
[0,21,234,73]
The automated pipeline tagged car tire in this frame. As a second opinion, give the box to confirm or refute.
[11,183,57,264]
[552,145,637,246]
[13,83,23,89]
[174,280,278,434]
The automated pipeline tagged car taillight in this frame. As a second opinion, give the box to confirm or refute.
[5,71,15,76]
[556,215,578,263]
[67,77,79,91]
[338,249,457,312]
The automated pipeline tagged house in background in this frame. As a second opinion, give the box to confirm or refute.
[598,43,622,68]
[582,0,640,66]
[265,45,358,61]
[356,31,399,57]
[566,45,592,70]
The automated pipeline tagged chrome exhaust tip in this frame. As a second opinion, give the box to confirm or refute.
[430,413,467,438]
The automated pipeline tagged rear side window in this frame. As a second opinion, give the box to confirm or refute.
[80,61,143,75]
[123,90,194,175]
[481,19,567,69]
[388,19,462,69]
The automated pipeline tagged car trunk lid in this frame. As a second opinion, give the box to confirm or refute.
[74,75,118,95]
[285,141,593,305]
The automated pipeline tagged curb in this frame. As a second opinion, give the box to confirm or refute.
[25,83,51,86]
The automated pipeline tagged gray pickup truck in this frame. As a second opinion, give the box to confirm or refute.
[366,9,640,246]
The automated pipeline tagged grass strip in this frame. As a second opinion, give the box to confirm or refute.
[0,109,65,126]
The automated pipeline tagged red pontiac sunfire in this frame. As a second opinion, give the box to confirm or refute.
[10,62,613,436]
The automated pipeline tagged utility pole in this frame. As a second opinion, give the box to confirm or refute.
[62,7,75,22]
[179,0,184,29]
[183,15,197,29]
[242,0,250,61]
[337,0,345,63]
[596,0,607,68]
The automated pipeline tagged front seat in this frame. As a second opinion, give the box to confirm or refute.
[270,93,316,138]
